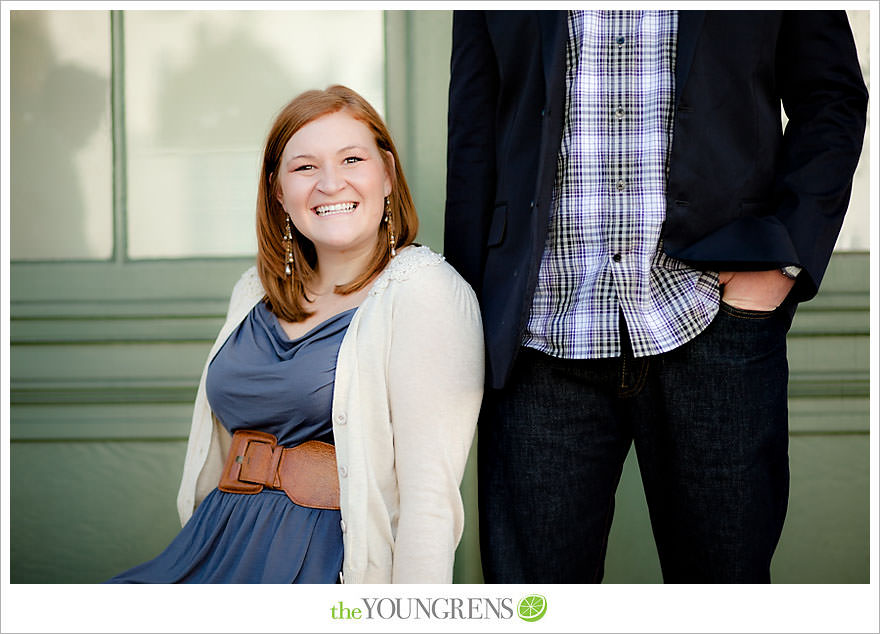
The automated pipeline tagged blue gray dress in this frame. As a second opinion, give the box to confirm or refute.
[107,301,353,583]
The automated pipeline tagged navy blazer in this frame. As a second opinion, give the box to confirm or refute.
[444,10,868,389]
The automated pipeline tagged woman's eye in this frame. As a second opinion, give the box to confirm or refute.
[293,164,314,172]
[343,156,364,165]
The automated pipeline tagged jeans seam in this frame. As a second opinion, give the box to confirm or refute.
[619,358,650,398]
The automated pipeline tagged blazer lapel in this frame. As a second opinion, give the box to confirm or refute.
[675,10,705,106]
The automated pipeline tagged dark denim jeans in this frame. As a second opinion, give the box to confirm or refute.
[478,303,791,583]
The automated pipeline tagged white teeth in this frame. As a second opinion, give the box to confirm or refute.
[315,202,358,216]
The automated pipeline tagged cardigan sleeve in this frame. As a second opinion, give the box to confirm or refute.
[387,262,485,583]
[176,267,261,525]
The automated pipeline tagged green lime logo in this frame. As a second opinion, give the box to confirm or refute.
[517,594,547,622]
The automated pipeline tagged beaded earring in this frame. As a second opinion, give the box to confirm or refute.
[384,196,396,258]
[282,216,294,276]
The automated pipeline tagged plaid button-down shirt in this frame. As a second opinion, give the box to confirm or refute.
[524,10,720,359]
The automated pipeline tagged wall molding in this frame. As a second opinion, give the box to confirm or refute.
[10,253,869,440]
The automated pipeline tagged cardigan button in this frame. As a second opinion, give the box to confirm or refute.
[340,519,347,533]
[339,465,349,478]
[334,412,347,425]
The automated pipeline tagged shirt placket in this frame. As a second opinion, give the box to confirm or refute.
[606,11,638,354]
[575,11,617,356]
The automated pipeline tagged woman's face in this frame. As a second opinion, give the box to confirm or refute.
[276,110,392,260]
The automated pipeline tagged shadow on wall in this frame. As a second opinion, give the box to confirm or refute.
[10,11,107,259]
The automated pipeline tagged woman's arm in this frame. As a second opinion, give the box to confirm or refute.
[387,263,485,583]
[176,268,262,524]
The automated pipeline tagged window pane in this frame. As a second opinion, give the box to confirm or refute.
[10,11,113,260]
[124,11,385,259]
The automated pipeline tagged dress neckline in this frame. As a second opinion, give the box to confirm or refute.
[263,303,358,344]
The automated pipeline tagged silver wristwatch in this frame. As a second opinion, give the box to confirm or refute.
[780,265,802,280]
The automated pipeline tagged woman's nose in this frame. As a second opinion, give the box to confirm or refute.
[316,165,345,194]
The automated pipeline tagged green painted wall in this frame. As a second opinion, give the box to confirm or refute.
[9,254,870,584]
[8,10,870,585]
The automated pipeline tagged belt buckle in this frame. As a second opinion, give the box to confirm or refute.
[218,429,279,494]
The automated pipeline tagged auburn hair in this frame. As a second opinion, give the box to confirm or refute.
[256,85,418,322]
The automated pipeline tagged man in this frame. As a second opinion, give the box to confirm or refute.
[444,10,867,583]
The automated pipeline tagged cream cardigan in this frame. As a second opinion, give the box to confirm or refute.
[176,245,484,583]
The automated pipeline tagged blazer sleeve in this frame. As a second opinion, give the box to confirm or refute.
[774,10,868,302]
[444,10,499,294]
[387,263,485,583]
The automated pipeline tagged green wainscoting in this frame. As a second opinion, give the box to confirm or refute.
[8,10,870,585]
[9,253,870,584]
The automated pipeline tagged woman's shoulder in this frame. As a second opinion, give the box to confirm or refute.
[370,245,472,298]
[228,265,265,306]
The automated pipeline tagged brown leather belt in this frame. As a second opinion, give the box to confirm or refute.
[218,429,340,510]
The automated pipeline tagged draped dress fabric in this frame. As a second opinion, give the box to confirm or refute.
[107,301,354,583]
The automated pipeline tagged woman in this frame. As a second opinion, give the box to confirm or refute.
[108,85,484,584]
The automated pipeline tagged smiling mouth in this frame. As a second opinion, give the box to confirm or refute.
[314,202,358,216]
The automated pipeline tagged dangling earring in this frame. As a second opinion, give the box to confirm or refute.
[384,196,397,258]
[282,216,294,276]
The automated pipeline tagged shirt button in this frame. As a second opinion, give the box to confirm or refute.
[616,36,625,46]
[340,519,347,533]
[334,412,347,425]
[339,465,349,477]
[615,106,625,119]
[616,179,626,192]
[612,253,622,262]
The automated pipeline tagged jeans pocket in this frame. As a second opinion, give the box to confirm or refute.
[719,300,777,321]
